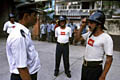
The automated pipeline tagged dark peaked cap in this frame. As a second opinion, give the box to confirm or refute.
[16,2,39,13]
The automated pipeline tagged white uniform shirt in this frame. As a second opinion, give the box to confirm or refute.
[82,31,113,61]
[55,26,72,43]
[51,23,55,31]
[3,21,17,34]
[40,24,46,34]
[6,23,41,74]
[47,23,51,33]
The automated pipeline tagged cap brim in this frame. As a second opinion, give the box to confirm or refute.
[16,2,38,9]
[16,2,41,13]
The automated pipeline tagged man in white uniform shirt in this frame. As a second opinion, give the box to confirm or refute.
[54,16,72,78]
[3,13,17,35]
[40,21,47,41]
[6,2,41,80]
[75,10,113,80]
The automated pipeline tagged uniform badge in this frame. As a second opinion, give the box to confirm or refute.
[61,32,65,35]
[12,26,16,28]
[88,38,94,46]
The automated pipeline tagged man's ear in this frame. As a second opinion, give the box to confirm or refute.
[23,13,29,20]
[97,24,102,29]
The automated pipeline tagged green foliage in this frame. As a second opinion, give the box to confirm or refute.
[47,10,54,13]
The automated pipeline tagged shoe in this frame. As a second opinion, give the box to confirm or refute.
[54,71,59,77]
[65,72,71,78]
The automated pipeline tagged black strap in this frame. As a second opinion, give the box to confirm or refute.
[89,24,99,38]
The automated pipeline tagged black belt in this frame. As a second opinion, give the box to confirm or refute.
[83,60,103,67]
[57,42,69,45]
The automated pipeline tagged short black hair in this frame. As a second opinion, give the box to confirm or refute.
[17,9,36,20]
[16,2,38,20]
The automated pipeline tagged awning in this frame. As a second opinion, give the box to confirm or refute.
[43,8,53,12]
[47,12,55,19]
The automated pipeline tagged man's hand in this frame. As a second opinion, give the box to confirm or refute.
[99,75,105,80]
[74,17,87,43]
[74,24,85,43]
[18,67,32,80]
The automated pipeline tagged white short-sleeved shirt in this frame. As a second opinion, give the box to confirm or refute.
[6,23,41,74]
[51,24,56,31]
[55,26,72,43]
[3,21,17,34]
[40,24,46,34]
[82,31,113,61]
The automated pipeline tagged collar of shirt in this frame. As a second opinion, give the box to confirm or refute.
[17,23,30,35]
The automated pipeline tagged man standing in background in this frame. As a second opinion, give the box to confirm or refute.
[54,16,72,78]
[3,13,17,35]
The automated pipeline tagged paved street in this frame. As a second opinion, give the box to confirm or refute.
[0,38,120,80]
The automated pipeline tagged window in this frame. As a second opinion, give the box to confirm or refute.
[82,2,89,9]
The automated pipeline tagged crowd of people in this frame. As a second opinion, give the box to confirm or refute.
[3,1,113,80]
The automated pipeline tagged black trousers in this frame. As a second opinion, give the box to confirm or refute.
[41,34,46,41]
[81,65,102,80]
[51,31,55,42]
[55,43,70,73]
[10,72,37,80]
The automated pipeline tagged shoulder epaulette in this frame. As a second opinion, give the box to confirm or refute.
[20,29,25,38]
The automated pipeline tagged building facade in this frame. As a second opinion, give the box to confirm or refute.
[55,0,102,18]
